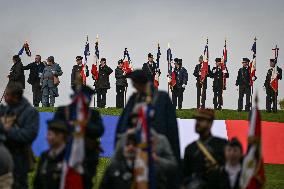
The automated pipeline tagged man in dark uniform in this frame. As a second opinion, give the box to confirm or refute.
[172,58,188,110]
[71,56,89,88]
[211,58,229,110]
[236,58,251,112]
[115,59,128,108]
[183,109,227,189]
[264,59,282,113]
[8,55,25,89]
[23,55,45,107]
[54,85,104,189]
[115,70,180,166]
[96,58,113,108]
[33,119,69,189]
[142,53,156,83]
[193,55,212,109]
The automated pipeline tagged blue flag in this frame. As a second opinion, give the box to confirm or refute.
[84,36,90,63]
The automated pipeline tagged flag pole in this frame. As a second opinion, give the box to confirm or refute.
[167,43,170,94]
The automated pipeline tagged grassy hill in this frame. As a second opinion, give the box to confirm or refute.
[33,108,284,189]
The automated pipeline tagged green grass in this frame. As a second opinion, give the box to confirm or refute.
[38,107,284,123]
[32,108,284,189]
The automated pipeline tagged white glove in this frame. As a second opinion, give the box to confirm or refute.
[222,69,227,74]
[182,84,186,88]
[123,72,126,76]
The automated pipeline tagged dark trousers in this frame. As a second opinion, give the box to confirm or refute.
[213,88,223,109]
[32,82,42,107]
[116,85,125,108]
[12,152,29,189]
[197,84,206,109]
[97,88,107,108]
[266,87,278,112]
[172,87,184,109]
[238,86,251,111]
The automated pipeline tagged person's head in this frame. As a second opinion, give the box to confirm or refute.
[47,56,55,65]
[4,82,24,106]
[199,55,203,63]
[118,59,123,68]
[270,59,276,68]
[215,58,221,67]
[148,53,154,63]
[76,56,83,65]
[100,58,106,66]
[174,58,180,68]
[193,109,215,137]
[123,132,138,161]
[35,55,41,63]
[242,58,250,67]
[12,55,21,64]
[225,138,243,166]
[47,119,69,149]
[126,70,149,93]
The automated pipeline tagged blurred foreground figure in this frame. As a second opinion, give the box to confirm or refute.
[54,84,104,189]
[0,82,39,189]
[33,119,69,189]
[183,109,227,189]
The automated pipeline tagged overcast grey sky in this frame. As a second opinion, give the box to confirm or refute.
[0,0,283,109]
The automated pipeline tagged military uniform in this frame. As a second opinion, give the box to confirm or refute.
[211,58,229,110]
[142,53,157,83]
[23,61,45,107]
[41,57,63,107]
[172,59,188,109]
[115,63,128,108]
[264,60,282,112]
[71,56,89,88]
[8,56,25,89]
[236,58,251,111]
[96,61,113,108]
[193,62,212,109]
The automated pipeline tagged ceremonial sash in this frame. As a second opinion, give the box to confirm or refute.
[196,140,218,167]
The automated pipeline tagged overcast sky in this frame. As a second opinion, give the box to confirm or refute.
[0,0,283,109]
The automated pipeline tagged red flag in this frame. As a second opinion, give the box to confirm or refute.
[270,67,278,92]
[240,96,265,189]
[201,39,209,83]
[91,64,99,81]
[80,65,87,85]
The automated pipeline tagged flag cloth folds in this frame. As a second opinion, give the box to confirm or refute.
[250,39,257,87]
[91,38,99,81]
[270,45,279,92]
[122,48,133,74]
[240,96,265,189]
[221,40,228,90]
[200,39,209,83]
[18,41,31,57]
[81,36,90,85]
[154,44,161,89]
[60,90,90,189]
[167,47,176,88]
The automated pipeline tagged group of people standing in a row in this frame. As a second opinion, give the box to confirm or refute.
[6,52,282,112]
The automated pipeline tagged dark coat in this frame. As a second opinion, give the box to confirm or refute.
[115,90,180,162]
[211,66,229,90]
[142,62,156,82]
[193,63,211,89]
[8,61,25,89]
[96,65,113,89]
[71,64,89,87]
[235,67,250,87]
[23,62,45,85]
[33,148,65,189]
[264,66,282,89]
[183,136,227,179]
[115,67,128,87]
[173,67,188,88]
[216,166,241,189]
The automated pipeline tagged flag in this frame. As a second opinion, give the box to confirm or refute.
[167,47,176,88]
[60,90,90,189]
[221,39,228,90]
[18,41,31,57]
[200,39,209,83]
[250,39,257,87]
[122,48,133,74]
[91,37,99,81]
[154,44,161,89]
[81,36,90,85]
[270,45,280,92]
[240,95,265,189]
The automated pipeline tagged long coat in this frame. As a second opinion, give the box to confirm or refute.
[173,67,188,88]
[235,67,250,87]
[142,62,156,82]
[115,90,180,162]
[23,62,45,85]
[115,67,128,87]
[96,65,113,89]
[8,61,25,89]
[71,64,89,87]
[264,66,282,92]
[211,66,229,90]
[193,63,211,89]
